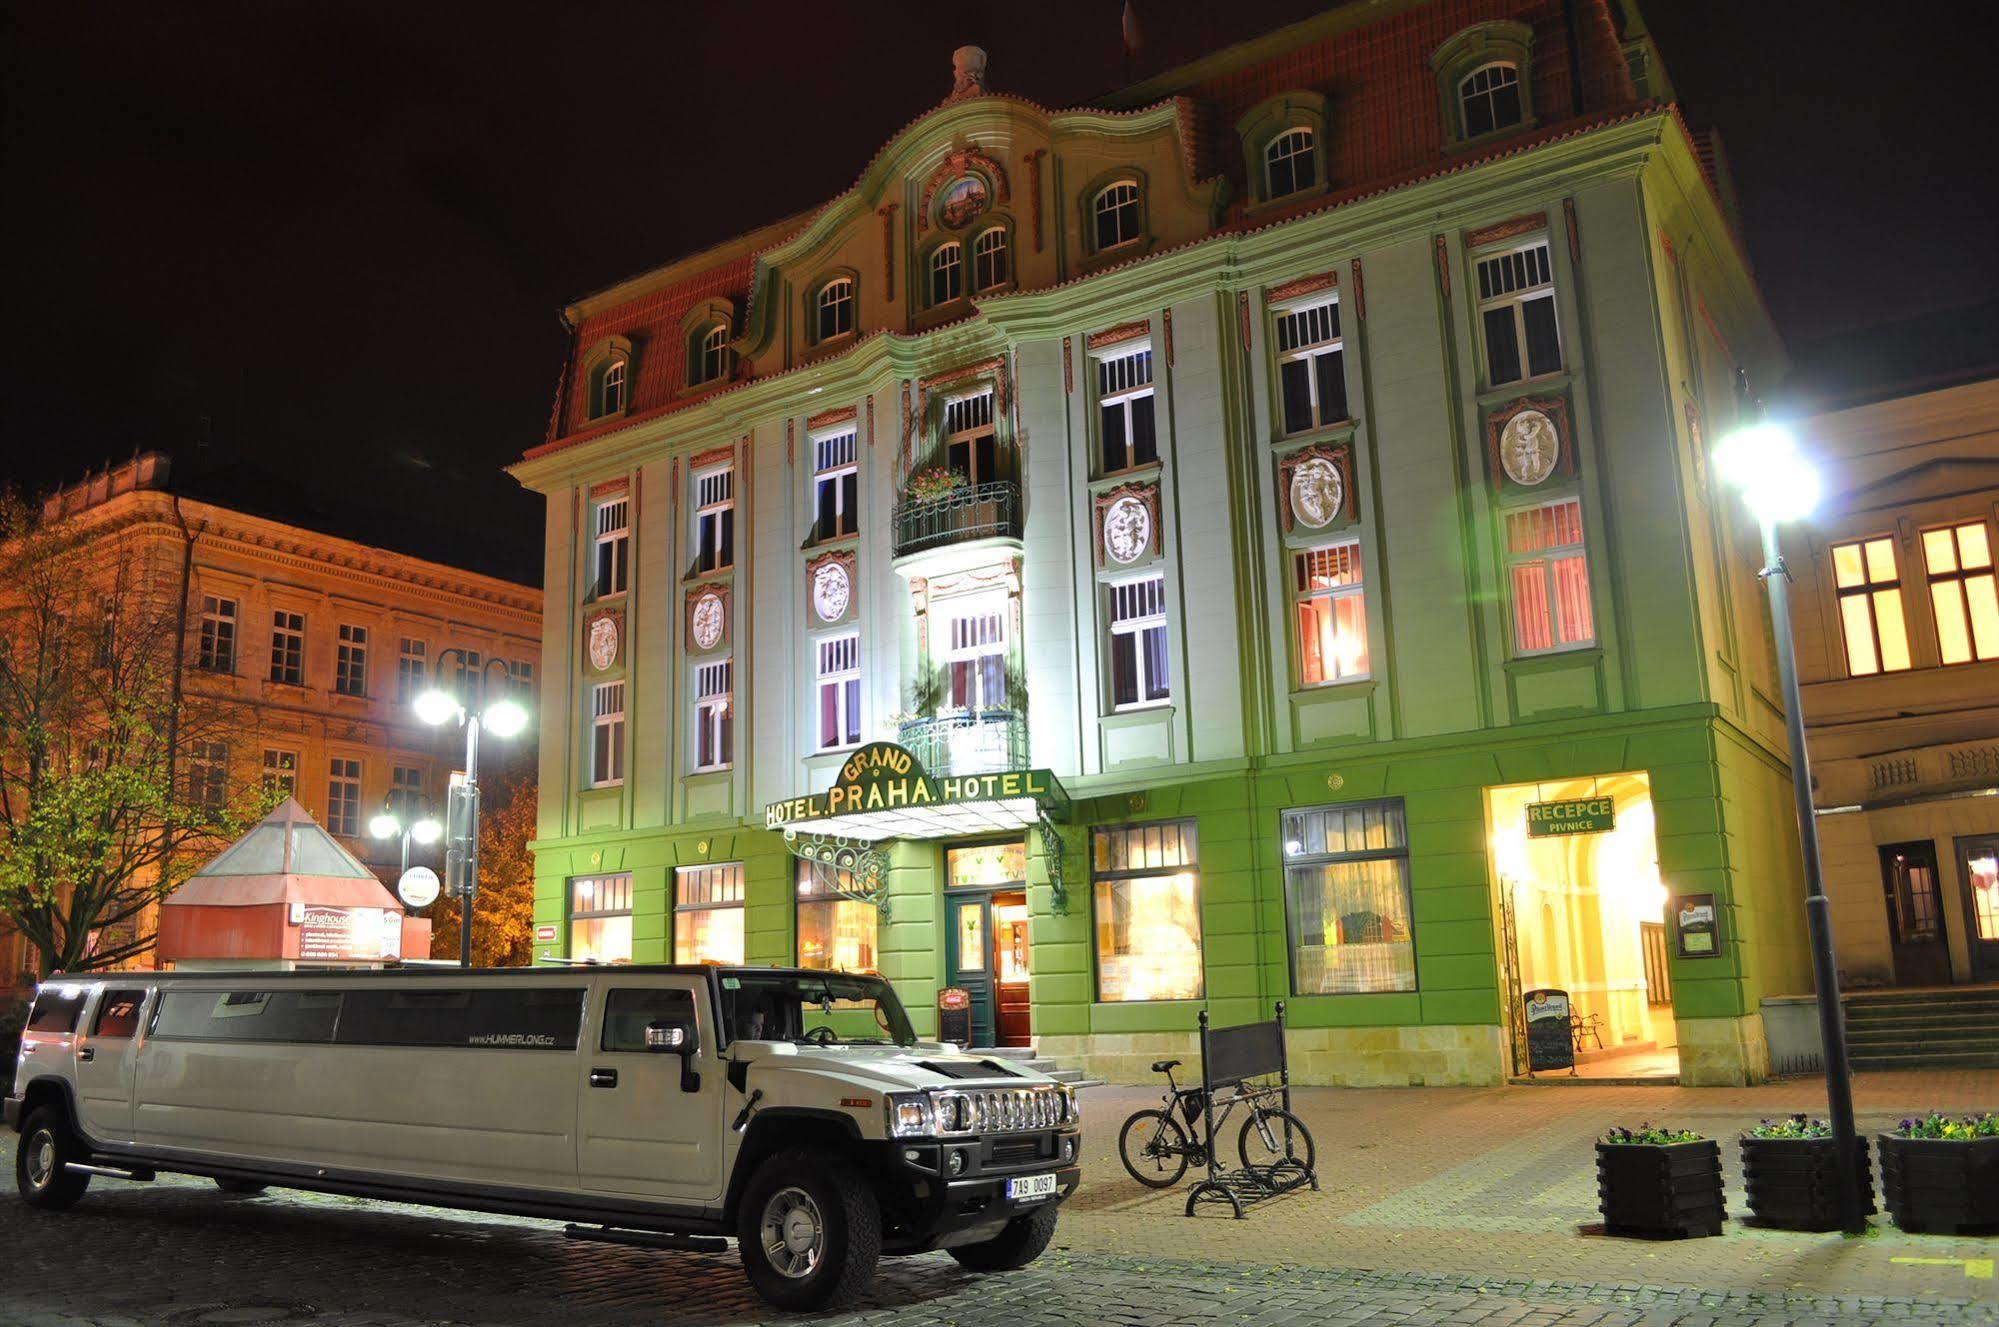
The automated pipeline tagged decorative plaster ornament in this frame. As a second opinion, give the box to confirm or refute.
[812,560,852,623]
[691,593,725,650]
[1500,408,1560,486]
[586,615,620,672]
[938,177,988,228]
[1288,456,1345,529]
[1103,494,1152,565]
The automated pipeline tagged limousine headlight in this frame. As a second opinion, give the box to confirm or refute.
[887,1092,935,1138]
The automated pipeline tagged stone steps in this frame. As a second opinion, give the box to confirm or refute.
[1842,986,1999,1071]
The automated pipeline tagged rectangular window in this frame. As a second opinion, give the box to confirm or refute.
[187,741,227,812]
[796,860,878,972]
[326,758,362,836]
[1476,240,1562,387]
[1096,347,1158,473]
[1274,298,1347,434]
[508,658,536,696]
[391,764,423,813]
[694,659,733,771]
[693,466,735,574]
[1294,541,1369,685]
[262,748,298,798]
[674,863,745,964]
[1831,537,1912,675]
[943,390,998,485]
[815,633,862,752]
[943,598,1007,711]
[152,989,343,1044]
[813,429,859,540]
[336,987,585,1050]
[590,681,625,787]
[397,638,428,703]
[1092,820,1202,1002]
[269,610,305,685]
[570,874,632,964]
[1923,521,1999,664]
[602,988,697,1053]
[197,596,236,673]
[1282,800,1416,994]
[1504,497,1594,654]
[1108,574,1170,710]
[594,497,629,598]
[334,623,368,697]
[92,989,147,1039]
[26,987,87,1034]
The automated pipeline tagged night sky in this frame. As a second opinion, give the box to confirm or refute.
[2,2,1989,585]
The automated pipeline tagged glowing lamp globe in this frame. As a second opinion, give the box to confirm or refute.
[368,812,401,840]
[412,687,459,726]
[1712,420,1821,525]
[409,816,443,846]
[482,697,530,738]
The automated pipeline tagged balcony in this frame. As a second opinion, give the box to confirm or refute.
[897,709,1027,776]
[892,480,1021,560]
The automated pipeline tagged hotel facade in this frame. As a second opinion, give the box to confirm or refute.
[513,0,1813,1086]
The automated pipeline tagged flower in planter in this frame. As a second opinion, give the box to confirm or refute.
[1894,1111,1999,1140]
[904,467,968,503]
[1601,1122,1704,1145]
[1745,1114,1832,1140]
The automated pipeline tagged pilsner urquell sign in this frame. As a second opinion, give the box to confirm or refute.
[1525,795,1616,838]
[765,741,1055,830]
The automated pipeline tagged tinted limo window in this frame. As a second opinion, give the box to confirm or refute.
[153,990,342,1043]
[92,989,148,1038]
[602,988,697,1052]
[337,988,585,1050]
[26,987,87,1034]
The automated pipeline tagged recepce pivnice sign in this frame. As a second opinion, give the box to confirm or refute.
[765,741,1057,830]
[1525,796,1616,837]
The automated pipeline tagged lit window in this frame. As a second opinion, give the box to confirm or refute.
[1093,180,1141,251]
[693,466,734,574]
[812,428,859,539]
[816,278,854,341]
[1830,537,1912,675]
[816,632,861,752]
[1093,820,1202,1002]
[1923,521,1999,664]
[675,863,744,964]
[187,742,227,813]
[972,227,1009,291]
[797,860,878,972]
[1274,298,1347,434]
[1459,62,1523,138]
[590,681,625,787]
[326,758,362,836]
[1295,541,1369,685]
[593,357,628,418]
[942,598,1007,712]
[261,748,297,798]
[334,624,368,698]
[1264,127,1318,198]
[396,637,428,703]
[929,242,963,306]
[508,658,535,696]
[1282,800,1415,993]
[197,596,237,673]
[694,658,733,771]
[570,873,633,964]
[943,390,998,485]
[693,324,731,386]
[1476,240,1561,387]
[269,610,305,686]
[1505,497,1594,654]
[593,497,629,598]
[1108,574,1170,710]
[1096,346,1157,473]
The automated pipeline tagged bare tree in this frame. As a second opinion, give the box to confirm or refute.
[0,492,266,976]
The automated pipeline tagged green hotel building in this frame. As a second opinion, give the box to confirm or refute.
[510,1,1811,1086]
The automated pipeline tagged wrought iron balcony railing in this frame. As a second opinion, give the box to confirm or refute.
[896,709,1027,776]
[891,480,1022,559]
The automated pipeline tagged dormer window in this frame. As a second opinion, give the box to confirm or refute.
[815,278,855,342]
[973,227,1009,291]
[1459,62,1523,138]
[1093,181,1142,252]
[929,242,964,307]
[589,354,629,419]
[691,324,731,387]
[1264,127,1318,199]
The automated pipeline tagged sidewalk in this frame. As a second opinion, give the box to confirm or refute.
[1059,1069,1999,1305]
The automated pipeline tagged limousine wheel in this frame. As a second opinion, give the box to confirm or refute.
[736,1148,880,1311]
[15,1106,90,1211]
[945,1202,1059,1272]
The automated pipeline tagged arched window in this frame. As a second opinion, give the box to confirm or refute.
[592,357,628,418]
[1458,62,1523,138]
[1093,181,1141,252]
[929,243,964,307]
[1264,127,1318,199]
[973,227,1009,291]
[692,324,731,386]
[816,278,855,341]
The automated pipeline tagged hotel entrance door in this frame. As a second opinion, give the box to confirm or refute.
[944,842,1031,1049]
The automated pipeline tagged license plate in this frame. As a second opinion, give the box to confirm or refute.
[1006,1173,1057,1201]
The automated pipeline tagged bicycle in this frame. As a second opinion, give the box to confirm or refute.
[1117,1057,1316,1189]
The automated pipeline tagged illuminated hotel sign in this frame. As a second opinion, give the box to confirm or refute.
[764,741,1062,838]
[1525,796,1616,838]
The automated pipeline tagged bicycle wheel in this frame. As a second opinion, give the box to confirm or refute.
[1237,1106,1316,1176]
[1118,1109,1191,1188]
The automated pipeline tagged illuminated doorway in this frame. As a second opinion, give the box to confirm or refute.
[1486,772,1677,1080]
[944,841,1032,1047]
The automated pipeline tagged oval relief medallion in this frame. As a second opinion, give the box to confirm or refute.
[690,592,725,651]
[1500,408,1560,487]
[1102,493,1152,566]
[811,561,852,623]
[1288,456,1345,529]
[586,615,620,672]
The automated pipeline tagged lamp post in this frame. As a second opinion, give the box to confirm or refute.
[1713,378,1865,1234]
[368,792,443,877]
[413,651,530,968]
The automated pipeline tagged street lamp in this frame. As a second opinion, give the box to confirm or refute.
[414,650,530,968]
[369,792,443,876]
[1713,376,1864,1234]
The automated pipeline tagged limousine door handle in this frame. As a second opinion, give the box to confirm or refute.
[588,1068,619,1089]
[77,1047,95,1063]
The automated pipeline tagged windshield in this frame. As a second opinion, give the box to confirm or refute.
[718,971,917,1048]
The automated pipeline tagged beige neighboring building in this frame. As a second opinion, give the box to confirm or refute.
[1788,374,1999,988]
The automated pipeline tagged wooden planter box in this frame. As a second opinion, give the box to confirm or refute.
[1740,1135,1875,1230]
[1879,1134,1999,1235]
[1596,1139,1724,1238]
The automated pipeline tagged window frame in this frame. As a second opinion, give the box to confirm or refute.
[1829,535,1913,676]
[940,388,1000,485]
[1922,520,1999,665]
[590,680,625,788]
[569,873,633,964]
[1094,343,1158,475]
[593,496,630,599]
[1279,798,1418,996]
[1263,126,1319,200]
[814,276,856,343]
[814,631,862,753]
[971,225,1010,292]
[1502,495,1596,656]
[187,741,228,813]
[795,858,879,971]
[1292,538,1370,687]
[928,241,964,308]
[334,623,368,698]
[693,657,734,772]
[692,465,735,575]
[1106,572,1171,711]
[1091,179,1143,254]
[1272,294,1349,436]
[1457,61,1524,139]
[940,593,1008,712]
[197,595,237,674]
[326,757,363,836]
[1090,818,1204,1003]
[1474,237,1563,389]
[672,862,746,965]
[269,609,306,686]
[261,747,298,798]
[396,637,428,704]
[811,427,859,541]
[692,323,731,387]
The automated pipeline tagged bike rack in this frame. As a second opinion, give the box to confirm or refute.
[1184,1002,1319,1218]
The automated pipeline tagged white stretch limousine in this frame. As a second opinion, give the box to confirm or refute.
[8,966,1081,1310]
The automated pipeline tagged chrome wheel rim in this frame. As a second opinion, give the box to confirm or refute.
[25,1131,57,1190]
[760,1186,825,1280]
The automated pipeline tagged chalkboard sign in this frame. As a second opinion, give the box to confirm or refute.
[937,987,972,1046]
[1523,988,1575,1073]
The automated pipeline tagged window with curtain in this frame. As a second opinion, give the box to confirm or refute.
[694,659,733,771]
[815,633,861,751]
[1282,800,1416,994]
[796,860,878,973]
[570,873,633,964]
[1504,497,1593,654]
[1294,540,1369,685]
[675,863,744,964]
[1093,820,1202,1002]
[1107,574,1170,709]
